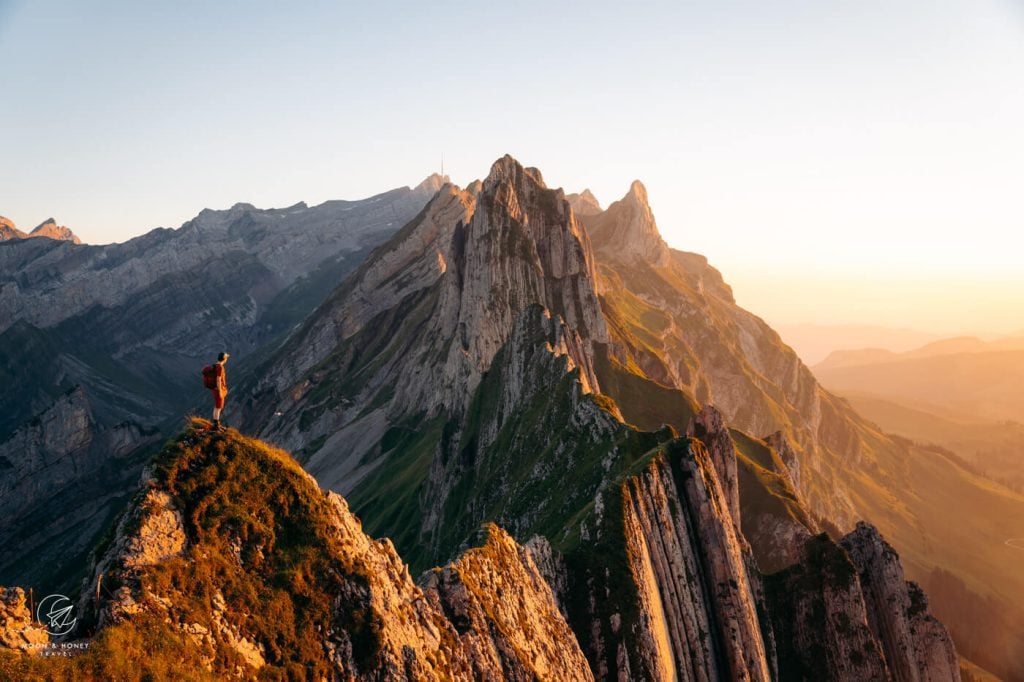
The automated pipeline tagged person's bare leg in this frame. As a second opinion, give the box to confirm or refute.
[212,406,222,429]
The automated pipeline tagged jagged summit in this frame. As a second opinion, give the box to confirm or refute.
[414,172,450,194]
[0,216,26,241]
[581,179,669,266]
[0,216,80,244]
[482,153,543,189]
[566,189,602,216]
[31,217,57,232]
[245,154,611,488]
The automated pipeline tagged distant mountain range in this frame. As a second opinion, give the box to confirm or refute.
[774,323,945,365]
[1,157,1020,678]
[0,216,81,244]
[814,336,1024,493]
[815,337,1024,424]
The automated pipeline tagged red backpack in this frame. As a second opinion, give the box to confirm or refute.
[201,364,218,390]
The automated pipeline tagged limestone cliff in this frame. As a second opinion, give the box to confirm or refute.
[585,180,670,267]
[841,523,961,682]
[244,155,609,491]
[577,174,1021,677]
[0,387,156,593]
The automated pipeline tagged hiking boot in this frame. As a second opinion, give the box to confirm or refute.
[211,419,222,431]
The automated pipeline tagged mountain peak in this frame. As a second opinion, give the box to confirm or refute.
[28,217,82,244]
[0,216,26,241]
[484,154,548,191]
[626,179,648,204]
[581,179,669,266]
[566,189,602,216]
[415,172,450,194]
[0,216,80,244]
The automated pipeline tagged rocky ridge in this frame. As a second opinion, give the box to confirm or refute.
[2,423,593,680]
[244,156,609,487]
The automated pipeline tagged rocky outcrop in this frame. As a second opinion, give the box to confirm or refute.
[0,216,27,241]
[86,481,188,626]
[766,534,891,680]
[841,523,961,682]
[764,431,802,494]
[422,525,593,681]
[616,439,770,681]
[686,404,741,526]
[766,528,961,681]
[585,180,670,267]
[28,218,81,244]
[0,588,48,651]
[524,535,570,615]
[566,189,602,216]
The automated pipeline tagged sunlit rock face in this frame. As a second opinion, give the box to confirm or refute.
[244,155,608,487]
[0,216,80,244]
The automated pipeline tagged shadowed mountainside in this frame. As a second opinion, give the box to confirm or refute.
[0,177,443,595]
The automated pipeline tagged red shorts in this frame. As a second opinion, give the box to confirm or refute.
[212,390,226,409]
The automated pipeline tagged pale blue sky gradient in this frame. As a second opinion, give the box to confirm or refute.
[1,1,1022,334]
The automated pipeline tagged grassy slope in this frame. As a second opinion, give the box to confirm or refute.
[730,431,815,540]
[349,340,669,572]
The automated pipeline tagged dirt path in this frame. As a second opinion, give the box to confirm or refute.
[1004,538,1024,550]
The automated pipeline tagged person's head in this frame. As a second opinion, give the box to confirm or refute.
[218,351,230,364]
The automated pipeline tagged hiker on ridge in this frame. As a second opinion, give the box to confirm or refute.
[202,352,230,431]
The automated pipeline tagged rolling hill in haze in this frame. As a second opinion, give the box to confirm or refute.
[775,324,945,366]
[1,155,1019,679]
[814,337,1024,493]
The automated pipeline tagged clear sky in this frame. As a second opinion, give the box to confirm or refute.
[1,1,1022,336]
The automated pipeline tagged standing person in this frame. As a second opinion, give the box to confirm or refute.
[203,351,230,431]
